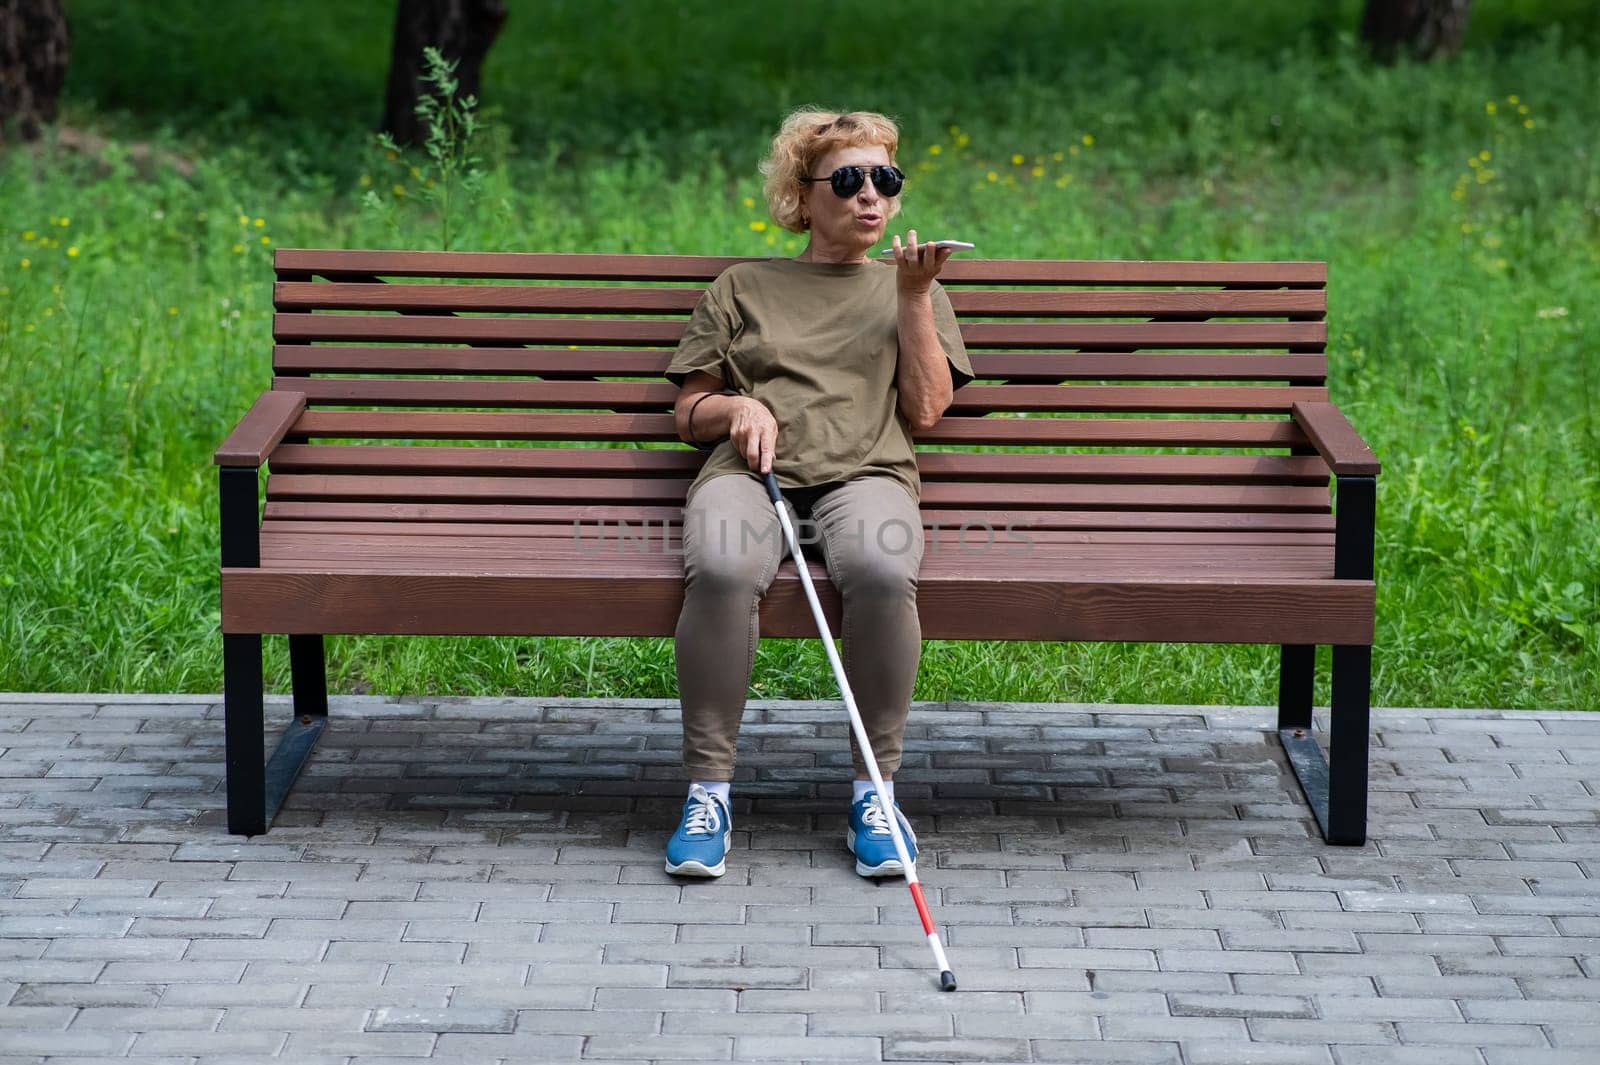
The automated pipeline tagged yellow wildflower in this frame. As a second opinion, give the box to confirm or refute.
[409,165,421,178]
[1055,176,1068,188]
[254,218,265,227]
[948,124,960,136]
[57,216,70,227]
[1518,104,1529,115]
[1524,119,1535,129]
[749,220,767,232]
[742,197,755,208]
[238,214,249,225]
[1450,188,1466,202]
[23,323,33,333]
[1478,150,1491,161]
[1031,166,1044,177]
[1507,94,1520,104]
[359,174,372,187]
[1486,102,1496,114]
[1082,134,1094,147]
[956,133,969,147]
[765,232,777,246]
[1468,157,1480,168]
[1069,145,1080,156]
[168,307,179,316]
[232,243,246,254]
[260,236,272,245]
[986,171,999,182]
[1011,153,1024,165]
[929,144,942,155]
[67,246,79,257]
[393,184,405,197]
[22,230,35,241]
[19,258,30,268]
[1052,152,1064,162]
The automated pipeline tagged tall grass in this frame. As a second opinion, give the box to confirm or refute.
[1,1,1595,708]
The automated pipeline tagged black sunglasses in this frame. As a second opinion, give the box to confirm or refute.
[799,164,905,199]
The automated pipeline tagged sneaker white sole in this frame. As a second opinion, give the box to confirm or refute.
[846,827,911,878]
[664,829,730,877]
[664,857,725,877]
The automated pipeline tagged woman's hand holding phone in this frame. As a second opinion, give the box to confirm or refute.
[885,229,967,292]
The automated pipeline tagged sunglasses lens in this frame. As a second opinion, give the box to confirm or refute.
[830,167,865,197]
[822,165,905,197]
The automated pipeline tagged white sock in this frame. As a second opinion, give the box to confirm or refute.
[853,779,893,805]
[689,780,730,806]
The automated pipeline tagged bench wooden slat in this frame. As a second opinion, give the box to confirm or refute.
[263,473,1330,512]
[273,346,1328,383]
[284,410,1313,449]
[272,312,1326,350]
[271,377,1330,414]
[257,527,1335,572]
[276,248,1328,287]
[267,444,1333,485]
[222,568,1372,643]
[260,518,1336,547]
[274,281,1326,319]
[261,500,1336,532]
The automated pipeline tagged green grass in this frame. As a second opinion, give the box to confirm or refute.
[1,1,1596,709]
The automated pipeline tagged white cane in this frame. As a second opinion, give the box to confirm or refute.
[762,471,957,992]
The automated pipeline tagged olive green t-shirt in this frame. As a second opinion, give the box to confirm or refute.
[664,257,973,508]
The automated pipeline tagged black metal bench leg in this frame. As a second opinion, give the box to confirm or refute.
[1278,644,1315,730]
[290,634,328,716]
[1326,643,1371,845]
[224,634,328,837]
[224,634,266,836]
[1279,643,1370,846]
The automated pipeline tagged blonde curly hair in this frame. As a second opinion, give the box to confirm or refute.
[759,108,903,234]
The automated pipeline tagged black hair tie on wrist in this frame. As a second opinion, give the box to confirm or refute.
[686,389,737,450]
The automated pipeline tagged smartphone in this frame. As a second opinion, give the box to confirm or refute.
[880,240,975,254]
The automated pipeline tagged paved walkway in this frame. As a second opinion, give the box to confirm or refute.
[0,693,1596,1064]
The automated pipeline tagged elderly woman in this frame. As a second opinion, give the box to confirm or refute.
[660,108,975,879]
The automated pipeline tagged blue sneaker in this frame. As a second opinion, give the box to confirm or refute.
[664,784,731,877]
[847,791,918,878]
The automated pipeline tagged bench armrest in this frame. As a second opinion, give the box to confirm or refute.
[1292,402,1380,477]
[214,391,306,467]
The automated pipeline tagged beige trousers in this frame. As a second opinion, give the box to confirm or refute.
[673,472,926,781]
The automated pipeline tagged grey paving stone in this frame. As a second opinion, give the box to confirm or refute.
[884,1036,1029,1061]
[1027,1039,1182,1063]
[367,1006,516,1033]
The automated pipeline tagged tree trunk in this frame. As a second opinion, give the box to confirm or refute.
[382,0,507,145]
[0,0,70,144]
[1360,0,1473,64]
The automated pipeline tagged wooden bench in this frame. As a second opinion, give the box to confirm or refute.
[215,248,1379,843]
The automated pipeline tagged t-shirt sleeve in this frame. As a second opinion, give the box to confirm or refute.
[931,282,974,390]
[665,278,734,389]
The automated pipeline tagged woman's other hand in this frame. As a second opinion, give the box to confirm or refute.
[887,229,953,293]
[730,396,779,475]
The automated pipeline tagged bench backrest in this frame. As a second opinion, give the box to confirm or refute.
[266,249,1332,533]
